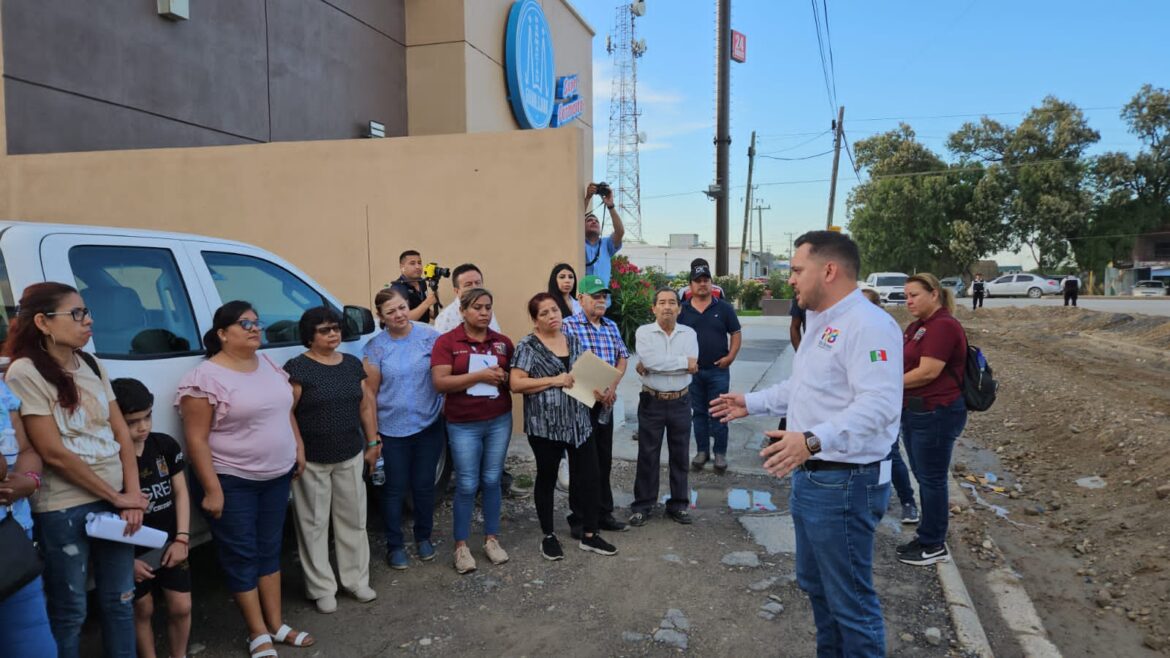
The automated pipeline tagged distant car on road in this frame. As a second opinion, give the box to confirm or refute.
[940,276,966,299]
[979,273,1061,298]
[864,272,908,304]
[1133,280,1169,297]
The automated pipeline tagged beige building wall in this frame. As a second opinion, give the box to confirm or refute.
[0,129,585,339]
[405,0,594,181]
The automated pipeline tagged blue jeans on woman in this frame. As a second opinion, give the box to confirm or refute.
[206,471,293,593]
[886,434,915,506]
[791,462,890,656]
[447,412,512,542]
[380,417,445,551]
[902,396,968,547]
[33,500,137,658]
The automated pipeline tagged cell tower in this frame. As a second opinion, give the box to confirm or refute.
[606,1,648,243]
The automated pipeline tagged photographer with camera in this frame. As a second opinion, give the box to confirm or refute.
[584,183,624,305]
[392,250,443,323]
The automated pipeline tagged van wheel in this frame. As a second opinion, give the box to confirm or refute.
[1027,287,1042,298]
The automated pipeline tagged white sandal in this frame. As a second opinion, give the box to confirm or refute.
[248,633,278,658]
[273,624,314,648]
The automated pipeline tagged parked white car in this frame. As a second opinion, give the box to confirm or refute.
[864,272,908,304]
[979,273,1061,298]
[0,220,379,542]
[1133,280,1168,297]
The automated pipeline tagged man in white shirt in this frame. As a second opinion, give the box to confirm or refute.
[433,263,502,334]
[1061,273,1081,307]
[628,288,699,527]
[712,231,903,656]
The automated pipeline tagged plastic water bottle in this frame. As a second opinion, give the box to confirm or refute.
[371,456,385,486]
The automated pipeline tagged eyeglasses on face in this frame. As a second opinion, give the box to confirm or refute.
[44,307,92,322]
[236,319,265,332]
[315,324,342,335]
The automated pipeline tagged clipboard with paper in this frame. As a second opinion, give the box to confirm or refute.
[565,350,621,407]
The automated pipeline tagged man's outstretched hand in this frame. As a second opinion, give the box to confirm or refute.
[710,393,748,423]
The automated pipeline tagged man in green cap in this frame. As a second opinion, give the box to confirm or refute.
[561,274,630,537]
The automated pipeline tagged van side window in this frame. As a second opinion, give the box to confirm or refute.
[201,252,326,346]
[68,246,203,358]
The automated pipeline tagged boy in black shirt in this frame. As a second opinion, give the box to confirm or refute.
[113,378,192,658]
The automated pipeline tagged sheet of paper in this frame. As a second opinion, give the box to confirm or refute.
[566,350,621,407]
[467,353,499,398]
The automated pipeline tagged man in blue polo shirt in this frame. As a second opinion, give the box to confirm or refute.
[678,262,741,473]
[584,183,624,304]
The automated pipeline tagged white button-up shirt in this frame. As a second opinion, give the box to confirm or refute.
[745,289,903,464]
[635,321,698,393]
[434,300,501,335]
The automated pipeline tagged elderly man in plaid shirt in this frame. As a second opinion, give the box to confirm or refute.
[562,274,630,538]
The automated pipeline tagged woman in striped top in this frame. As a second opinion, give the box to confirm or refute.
[509,293,617,561]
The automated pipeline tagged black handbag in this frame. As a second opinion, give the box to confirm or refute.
[0,508,44,600]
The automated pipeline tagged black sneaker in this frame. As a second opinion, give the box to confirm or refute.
[600,515,629,532]
[541,534,564,561]
[666,509,694,525]
[691,452,709,471]
[579,534,618,556]
[896,538,923,556]
[901,502,920,525]
[569,524,583,540]
[898,543,950,566]
[628,511,648,527]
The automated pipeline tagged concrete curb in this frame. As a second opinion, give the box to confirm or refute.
[948,475,1064,657]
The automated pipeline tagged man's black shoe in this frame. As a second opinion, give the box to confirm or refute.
[627,511,648,527]
[666,509,693,525]
[541,534,564,561]
[600,515,629,532]
[896,538,923,556]
[579,534,618,556]
[898,543,950,566]
[691,452,709,471]
[569,524,583,541]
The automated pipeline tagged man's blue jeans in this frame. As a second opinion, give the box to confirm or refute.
[33,500,137,658]
[448,412,512,542]
[690,367,730,455]
[380,417,446,551]
[902,397,968,546]
[791,462,890,657]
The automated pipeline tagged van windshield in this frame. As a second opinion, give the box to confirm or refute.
[876,275,907,287]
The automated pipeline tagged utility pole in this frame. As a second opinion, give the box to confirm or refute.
[783,231,795,261]
[826,105,845,229]
[751,203,770,277]
[738,131,757,281]
[714,0,732,275]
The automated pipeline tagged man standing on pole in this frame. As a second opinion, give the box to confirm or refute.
[712,231,902,656]
[679,262,741,473]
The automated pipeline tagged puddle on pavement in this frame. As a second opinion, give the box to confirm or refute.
[960,482,1033,528]
[727,488,778,512]
[660,490,699,509]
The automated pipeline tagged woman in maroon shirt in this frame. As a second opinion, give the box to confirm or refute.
[896,273,968,567]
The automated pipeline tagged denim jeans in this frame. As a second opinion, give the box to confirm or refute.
[206,472,293,593]
[380,417,445,551]
[902,396,968,546]
[690,367,731,455]
[886,435,915,507]
[448,412,512,542]
[0,529,55,657]
[33,500,137,658]
[791,462,890,657]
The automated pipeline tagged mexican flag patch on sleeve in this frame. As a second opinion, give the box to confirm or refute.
[869,350,888,362]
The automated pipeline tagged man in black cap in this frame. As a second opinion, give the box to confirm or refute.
[679,258,724,302]
[678,261,741,472]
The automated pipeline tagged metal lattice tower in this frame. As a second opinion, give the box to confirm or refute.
[606,2,647,243]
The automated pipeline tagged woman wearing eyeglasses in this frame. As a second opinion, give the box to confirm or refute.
[3,282,146,658]
[177,301,314,657]
[282,306,379,614]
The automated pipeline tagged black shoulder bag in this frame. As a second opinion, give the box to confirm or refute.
[0,508,43,600]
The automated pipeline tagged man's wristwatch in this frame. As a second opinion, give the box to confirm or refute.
[803,431,822,455]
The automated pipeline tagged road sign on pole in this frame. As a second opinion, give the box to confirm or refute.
[731,30,747,63]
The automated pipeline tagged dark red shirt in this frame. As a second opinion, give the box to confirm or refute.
[903,308,967,410]
[431,325,514,423]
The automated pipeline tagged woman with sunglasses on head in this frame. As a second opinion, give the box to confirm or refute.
[177,301,312,658]
[547,263,582,321]
[2,282,147,658]
[283,307,379,614]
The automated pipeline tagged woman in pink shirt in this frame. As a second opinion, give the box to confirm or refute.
[177,301,312,658]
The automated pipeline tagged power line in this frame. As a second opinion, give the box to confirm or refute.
[869,156,1086,180]
[808,0,836,115]
[848,105,1122,124]
[758,130,831,155]
[841,129,863,183]
[642,177,834,200]
[820,0,838,108]
[759,149,835,162]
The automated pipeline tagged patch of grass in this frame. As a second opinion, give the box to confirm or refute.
[738,309,763,317]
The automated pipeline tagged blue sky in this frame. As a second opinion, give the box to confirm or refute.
[571,0,1169,266]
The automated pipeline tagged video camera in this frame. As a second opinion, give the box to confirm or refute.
[423,263,450,282]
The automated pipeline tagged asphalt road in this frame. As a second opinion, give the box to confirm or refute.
[956,295,1170,317]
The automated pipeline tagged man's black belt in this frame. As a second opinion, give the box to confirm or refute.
[800,459,880,472]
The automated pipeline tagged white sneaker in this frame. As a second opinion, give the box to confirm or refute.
[314,594,337,614]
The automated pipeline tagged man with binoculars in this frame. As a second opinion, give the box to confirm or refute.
[393,250,442,323]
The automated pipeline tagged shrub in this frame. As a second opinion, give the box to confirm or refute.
[740,280,765,310]
[608,256,655,349]
[714,275,742,304]
[767,272,794,299]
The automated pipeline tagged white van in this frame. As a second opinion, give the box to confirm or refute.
[0,220,378,540]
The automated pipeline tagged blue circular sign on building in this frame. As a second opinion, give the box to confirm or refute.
[504,0,556,129]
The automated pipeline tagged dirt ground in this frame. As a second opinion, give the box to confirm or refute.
[101,458,964,657]
[888,305,1170,657]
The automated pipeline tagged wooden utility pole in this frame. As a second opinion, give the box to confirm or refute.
[826,105,845,229]
[738,131,757,281]
[751,203,770,277]
[714,0,732,274]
